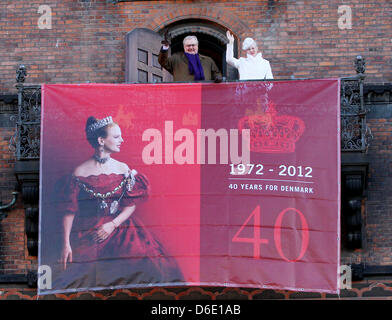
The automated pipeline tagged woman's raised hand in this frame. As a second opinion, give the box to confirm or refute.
[60,244,72,271]
[226,31,234,44]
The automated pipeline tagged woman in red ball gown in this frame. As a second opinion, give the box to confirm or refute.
[53,116,183,291]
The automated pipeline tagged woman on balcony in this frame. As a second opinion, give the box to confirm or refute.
[226,31,273,80]
[54,116,183,291]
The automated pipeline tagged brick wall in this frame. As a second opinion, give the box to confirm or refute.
[363,90,392,265]
[0,0,391,93]
[2,279,392,299]
[0,100,36,276]
[0,0,391,298]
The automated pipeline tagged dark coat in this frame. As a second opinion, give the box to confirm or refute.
[158,50,222,82]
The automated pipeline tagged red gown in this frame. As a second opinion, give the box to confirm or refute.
[53,170,183,291]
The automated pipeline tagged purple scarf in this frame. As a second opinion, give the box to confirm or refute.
[185,53,205,81]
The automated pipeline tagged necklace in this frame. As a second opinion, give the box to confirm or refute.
[75,172,136,215]
[93,154,110,164]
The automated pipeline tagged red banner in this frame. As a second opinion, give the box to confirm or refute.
[39,80,340,295]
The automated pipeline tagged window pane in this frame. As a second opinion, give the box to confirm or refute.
[152,54,161,69]
[152,74,163,83]
[138,69,148,83]
[138,49,148,65]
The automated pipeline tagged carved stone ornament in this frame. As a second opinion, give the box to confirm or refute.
[355,55,366,74]
[16,64,27,84]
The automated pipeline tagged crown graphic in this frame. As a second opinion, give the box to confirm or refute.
[182,110,198,126]
[115,105,135,131]
[238,100,305,153]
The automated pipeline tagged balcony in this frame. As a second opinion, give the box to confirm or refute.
[8,59,371,268]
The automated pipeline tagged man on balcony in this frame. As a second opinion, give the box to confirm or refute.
[158,35,222,83]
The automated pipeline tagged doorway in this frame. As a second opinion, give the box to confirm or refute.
[125,21,239,83]
[161,19,239,81]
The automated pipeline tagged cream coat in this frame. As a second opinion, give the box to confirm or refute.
[226,42,273,80]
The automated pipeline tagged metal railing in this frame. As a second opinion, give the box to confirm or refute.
[340,56,372,152]
[13,65,41,160]
[11,60,371,160]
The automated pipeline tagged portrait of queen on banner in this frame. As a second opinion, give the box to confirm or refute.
[53,116,183,290]
[40,114,184,293]
[39,80,340,295]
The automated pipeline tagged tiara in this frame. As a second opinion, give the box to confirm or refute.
[87,116,113,133]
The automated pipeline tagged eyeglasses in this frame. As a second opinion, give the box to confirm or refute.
[185,44,198,47]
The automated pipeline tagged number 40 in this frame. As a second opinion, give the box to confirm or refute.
[232,206,309,262]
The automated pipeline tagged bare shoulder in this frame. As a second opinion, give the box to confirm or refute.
[73,159,94,177]
[111,158,130,175]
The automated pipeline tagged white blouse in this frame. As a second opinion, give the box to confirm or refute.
[226,42,273,80]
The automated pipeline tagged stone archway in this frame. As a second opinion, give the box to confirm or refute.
[148,6,251,37]
[157,19,240,80]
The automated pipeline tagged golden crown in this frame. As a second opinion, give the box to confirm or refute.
[238,101,305,153]
[182,110,198,126]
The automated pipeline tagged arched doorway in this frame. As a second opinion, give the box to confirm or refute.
[160,19,239,80]
[125,20,239,83]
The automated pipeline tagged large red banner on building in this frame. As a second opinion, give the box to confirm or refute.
[39,80,340,295]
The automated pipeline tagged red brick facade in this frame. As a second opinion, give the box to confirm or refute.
[0,0,391,93]
[2,279,392,299]
[0,0,392,300]
[0,121,32,276]
[363,115,392,264]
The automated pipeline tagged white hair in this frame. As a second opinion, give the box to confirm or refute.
[183,35,199,45]
[242,37,257,50]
